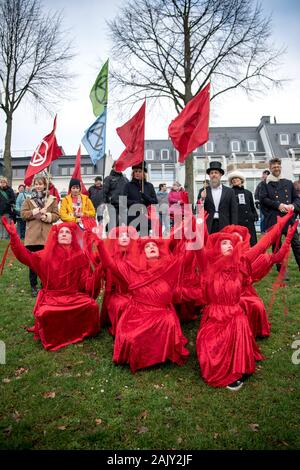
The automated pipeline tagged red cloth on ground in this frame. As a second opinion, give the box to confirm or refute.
[9,223,101,350]
[98,238,190,372]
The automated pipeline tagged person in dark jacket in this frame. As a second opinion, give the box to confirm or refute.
[254,169,270,233]
[259,157,300,272]
[103,162,129,228]
[122,162,158,236]
[197,161,238,234]
[0,176,16,239]
[228,171,258,246]
[88,176,104,222]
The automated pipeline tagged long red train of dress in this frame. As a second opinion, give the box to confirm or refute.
[9,225,101,351]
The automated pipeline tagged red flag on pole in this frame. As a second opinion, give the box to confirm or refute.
[71,145,89,196]
[24,116,62,185]
[114,101,146,172]
[168,83,210,163]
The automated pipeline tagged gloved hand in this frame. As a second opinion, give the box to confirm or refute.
[1,216,17,237]
[255,200,260,209]
[272,220,298,263]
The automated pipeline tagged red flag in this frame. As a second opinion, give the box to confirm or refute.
[115,101,146,172]
[70,145,89,196]
[24,116,62,185]
[168,83,210,163]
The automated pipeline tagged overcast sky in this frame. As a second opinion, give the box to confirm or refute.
[0,0,299,159]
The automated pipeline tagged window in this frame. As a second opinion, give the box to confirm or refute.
[280,134,289,145]
[231,141,240,152]
[86,166,93,175]
[204,141,214,153]
[151,169,163,181]
[164,170,175,180]
[297,133,300,145]
[12,168,25,177]
[145,149,154,160]
[161,149,169,160]
[60,166,69,176]
[247,140,257,152]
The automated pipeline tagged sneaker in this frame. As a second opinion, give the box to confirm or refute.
[226,380,243,391]
[31,287,38,297]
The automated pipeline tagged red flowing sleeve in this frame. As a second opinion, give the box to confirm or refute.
[245,211,294,263]
[9,231,41,273]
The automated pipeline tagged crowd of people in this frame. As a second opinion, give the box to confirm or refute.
[1,155,300,391]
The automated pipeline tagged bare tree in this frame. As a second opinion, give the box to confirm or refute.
[0,0,74,183]
[108,0,285,201]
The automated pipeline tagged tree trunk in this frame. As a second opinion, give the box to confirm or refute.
[3,113,13,185]
[183,6,194,205]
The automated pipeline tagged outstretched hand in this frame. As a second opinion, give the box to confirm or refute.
[1,216,17,236]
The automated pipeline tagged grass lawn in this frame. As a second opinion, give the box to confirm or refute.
[0,240,299,450]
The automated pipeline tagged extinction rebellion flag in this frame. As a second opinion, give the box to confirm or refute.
[81,108,107,165]
[24,116,62,186]
[82,60,108,164]
[89,59,109,117]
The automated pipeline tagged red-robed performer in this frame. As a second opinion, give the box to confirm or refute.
[98,225,138,335]
[220,210,294,338]
[96,236,190,372]
[2,217,101,351]
[181,218,297,390]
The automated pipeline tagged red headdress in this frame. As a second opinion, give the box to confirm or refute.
[221,225,250,252]
[41,222,89,288]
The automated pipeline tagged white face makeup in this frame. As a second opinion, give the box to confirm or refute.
[58,227,72,245]
[118,232,130,247]
[220,239,233,256]
[144,241,159,259]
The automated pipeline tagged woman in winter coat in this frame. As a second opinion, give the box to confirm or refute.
[20,175,59,296]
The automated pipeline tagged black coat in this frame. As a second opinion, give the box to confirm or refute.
[123,178,158,233]
[88,185,104,209]
[0,186,15,216]
[197,185,238,233]
[232,186,258,246]
[259,178,300,232]
[103,170,129,208]
[123,178,158,207]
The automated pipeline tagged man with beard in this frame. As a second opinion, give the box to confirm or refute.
[197,161,238,234]
[259,157,300,273]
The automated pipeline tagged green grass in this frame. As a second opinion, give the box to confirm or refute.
[0,240,299,450]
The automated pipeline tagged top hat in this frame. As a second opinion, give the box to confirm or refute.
[206,161,224,175]
[132,161,147,173]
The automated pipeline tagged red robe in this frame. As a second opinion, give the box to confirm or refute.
[98,241,190,372]
[9,227,100,351]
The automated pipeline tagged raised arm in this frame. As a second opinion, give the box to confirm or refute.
[1,216,40,272]
[245,210,294,263]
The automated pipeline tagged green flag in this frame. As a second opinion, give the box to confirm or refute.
[89,59,109,117]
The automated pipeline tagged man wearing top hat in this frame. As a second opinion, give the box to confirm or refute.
[197,161,238,234]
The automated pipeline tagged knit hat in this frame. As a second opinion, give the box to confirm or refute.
[69,178,81,190]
